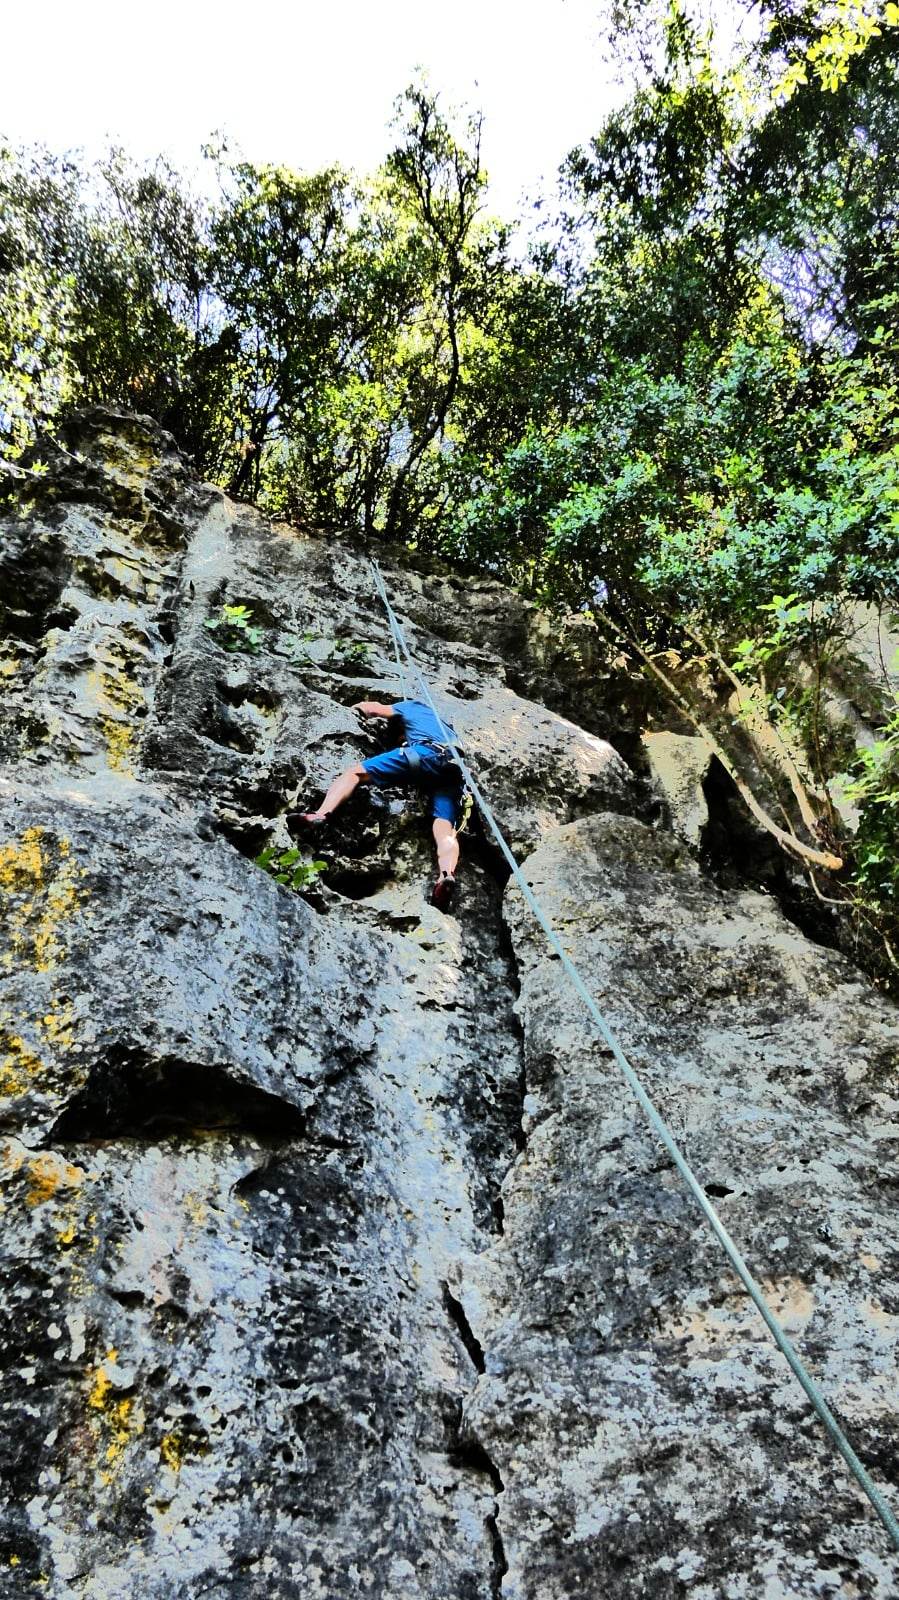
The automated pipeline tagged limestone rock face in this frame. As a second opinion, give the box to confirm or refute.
[642,730,712,847]
[459,816,899,1598]
[0,411,897,1598]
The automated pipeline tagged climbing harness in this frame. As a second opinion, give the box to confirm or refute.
[368,559,899,1557]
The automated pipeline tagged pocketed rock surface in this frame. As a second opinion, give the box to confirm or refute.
[0,409,896,1598]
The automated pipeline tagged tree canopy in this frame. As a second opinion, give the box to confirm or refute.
[2,2,899,967]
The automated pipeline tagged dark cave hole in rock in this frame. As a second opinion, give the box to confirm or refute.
[235,780,300,819]
[1,713,50,755]
[44,605,81,633]
[325,864,394,900]
[204,712,260,755]
[447,1430,504,1497]
[214,815,274,860]
[217,678,282,713]
[704,1182,735,1199]
[109,1288,146,1310]
[462,826,513,893]
[311,678,391,707]
[447,677,481,700]
[48,1048,307,1141]
[700,755,844,955]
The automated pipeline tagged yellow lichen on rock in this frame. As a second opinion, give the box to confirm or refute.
[86,1349,144,1485]
[0,1025,46,1098]
[159,1432,185,1473]
[40,1002,75,1052]
[0,1001,79,1107]
[0,828,86,973]
[100,716,135,775]
[183,1192,208,1228]
[84,652,145,775]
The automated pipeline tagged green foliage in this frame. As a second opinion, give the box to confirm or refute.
[845,696,899,905]
[282,632,375,669]
[254,847,328,892]
[203,604,264,653]
[3,16,899,964]
[731,595,807,677]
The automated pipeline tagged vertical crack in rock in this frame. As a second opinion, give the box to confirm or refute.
[485,1513,510,1599]
[469,812,899,1598]
[442,1281,486,1374]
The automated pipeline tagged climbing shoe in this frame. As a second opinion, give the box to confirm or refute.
[431,872,457,913]
[286,810,330,831]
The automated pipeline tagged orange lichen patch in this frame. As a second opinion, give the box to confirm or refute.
[759,1275,816,1331]
[0,828,86,973]
[24,1151,84,1208]
[0,658,20,679]
[1,1141,26,1176]
[861,1296,899,1334]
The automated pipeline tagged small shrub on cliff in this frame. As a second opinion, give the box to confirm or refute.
[845,702,899,938]
[254,847,327,892]
[203,605,264,653]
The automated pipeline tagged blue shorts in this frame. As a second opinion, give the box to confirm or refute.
[361,744,463,825]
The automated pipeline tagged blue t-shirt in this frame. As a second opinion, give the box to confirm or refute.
[393,699,458,748]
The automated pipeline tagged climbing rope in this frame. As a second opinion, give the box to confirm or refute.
[381,588,407,699]
[369,559,899,1557]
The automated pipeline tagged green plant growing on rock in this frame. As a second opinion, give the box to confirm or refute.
[281,630,318,663]
[331,638,374,667]
[203,605,264,653]
[254,846,327,892]
[283,633,375,669]
[845,701,899,930]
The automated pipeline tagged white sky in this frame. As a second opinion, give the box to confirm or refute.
[3,0,631,218]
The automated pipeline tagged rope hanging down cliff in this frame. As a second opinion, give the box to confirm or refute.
[369,558,899,1558]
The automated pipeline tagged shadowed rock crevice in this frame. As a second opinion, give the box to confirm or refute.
[443,1281,486,1375]
[443,1390,509,1600]
[700,753,846,956]
[47,1049,311,1141]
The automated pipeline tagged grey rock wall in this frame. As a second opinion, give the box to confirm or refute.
[0,410,896,1598]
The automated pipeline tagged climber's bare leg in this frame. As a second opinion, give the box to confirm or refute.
[432,818,459,878]
[304,763,369,820]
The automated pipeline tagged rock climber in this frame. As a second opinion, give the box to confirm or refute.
[290,697,466,912]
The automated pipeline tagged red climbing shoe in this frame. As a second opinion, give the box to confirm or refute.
[431,872,457,913]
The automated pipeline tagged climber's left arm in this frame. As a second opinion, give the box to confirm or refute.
[352,701,397,719]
